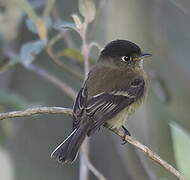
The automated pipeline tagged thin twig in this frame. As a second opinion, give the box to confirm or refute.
[46,32,84,79]
[111,128,184,180]
[0,107,184,180]
[81,19,90,78]
[80,138,90,180]
[79,17,90,180]
[88,42,102,52]
[25,64,77,100]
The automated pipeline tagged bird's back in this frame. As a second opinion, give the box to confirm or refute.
[86,64,147,97]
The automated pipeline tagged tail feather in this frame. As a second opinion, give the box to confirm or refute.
[51,123,90,164]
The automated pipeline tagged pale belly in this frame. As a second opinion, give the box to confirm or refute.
[105,97,144,129]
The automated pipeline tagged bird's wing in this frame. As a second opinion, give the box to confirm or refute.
[86,78,145,135]
[72,83,88,129]
[73,78,145,134]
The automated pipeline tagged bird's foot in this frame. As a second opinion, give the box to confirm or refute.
[121,126,131,145]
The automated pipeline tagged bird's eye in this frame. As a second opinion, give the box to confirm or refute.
[121,56,130,62]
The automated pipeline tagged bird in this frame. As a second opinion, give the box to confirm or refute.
[51,39,152,164]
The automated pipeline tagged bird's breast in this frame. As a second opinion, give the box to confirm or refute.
[105,89,147,129]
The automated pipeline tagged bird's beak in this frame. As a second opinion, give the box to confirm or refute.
[132,53,152,61]
[140,53,152,59]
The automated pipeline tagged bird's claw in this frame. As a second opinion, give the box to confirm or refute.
[121,126,131,145]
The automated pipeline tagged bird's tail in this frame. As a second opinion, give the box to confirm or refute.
[51,123,90,164]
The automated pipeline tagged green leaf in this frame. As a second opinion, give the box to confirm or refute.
[60,48,96,64]
[170,122,190,180]
[78,0,96,23]
[62,48,84,63]
[19,40,46,65]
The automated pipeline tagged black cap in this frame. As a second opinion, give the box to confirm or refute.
[100,40,142,58]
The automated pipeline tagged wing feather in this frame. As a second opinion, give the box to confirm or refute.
[72,78,145,135]
[73,84,88,129]
[86,78,145,135]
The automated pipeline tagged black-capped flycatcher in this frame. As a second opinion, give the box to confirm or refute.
[51,40,152,164]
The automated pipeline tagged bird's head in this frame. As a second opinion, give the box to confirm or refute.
[99,40,152,69]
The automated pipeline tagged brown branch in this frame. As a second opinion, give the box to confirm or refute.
[0,107,184,180]
[0,106,105,179]
[111,129,185,180]
[0,107,72,120]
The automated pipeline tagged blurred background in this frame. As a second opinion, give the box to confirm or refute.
[0,0,190,180]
